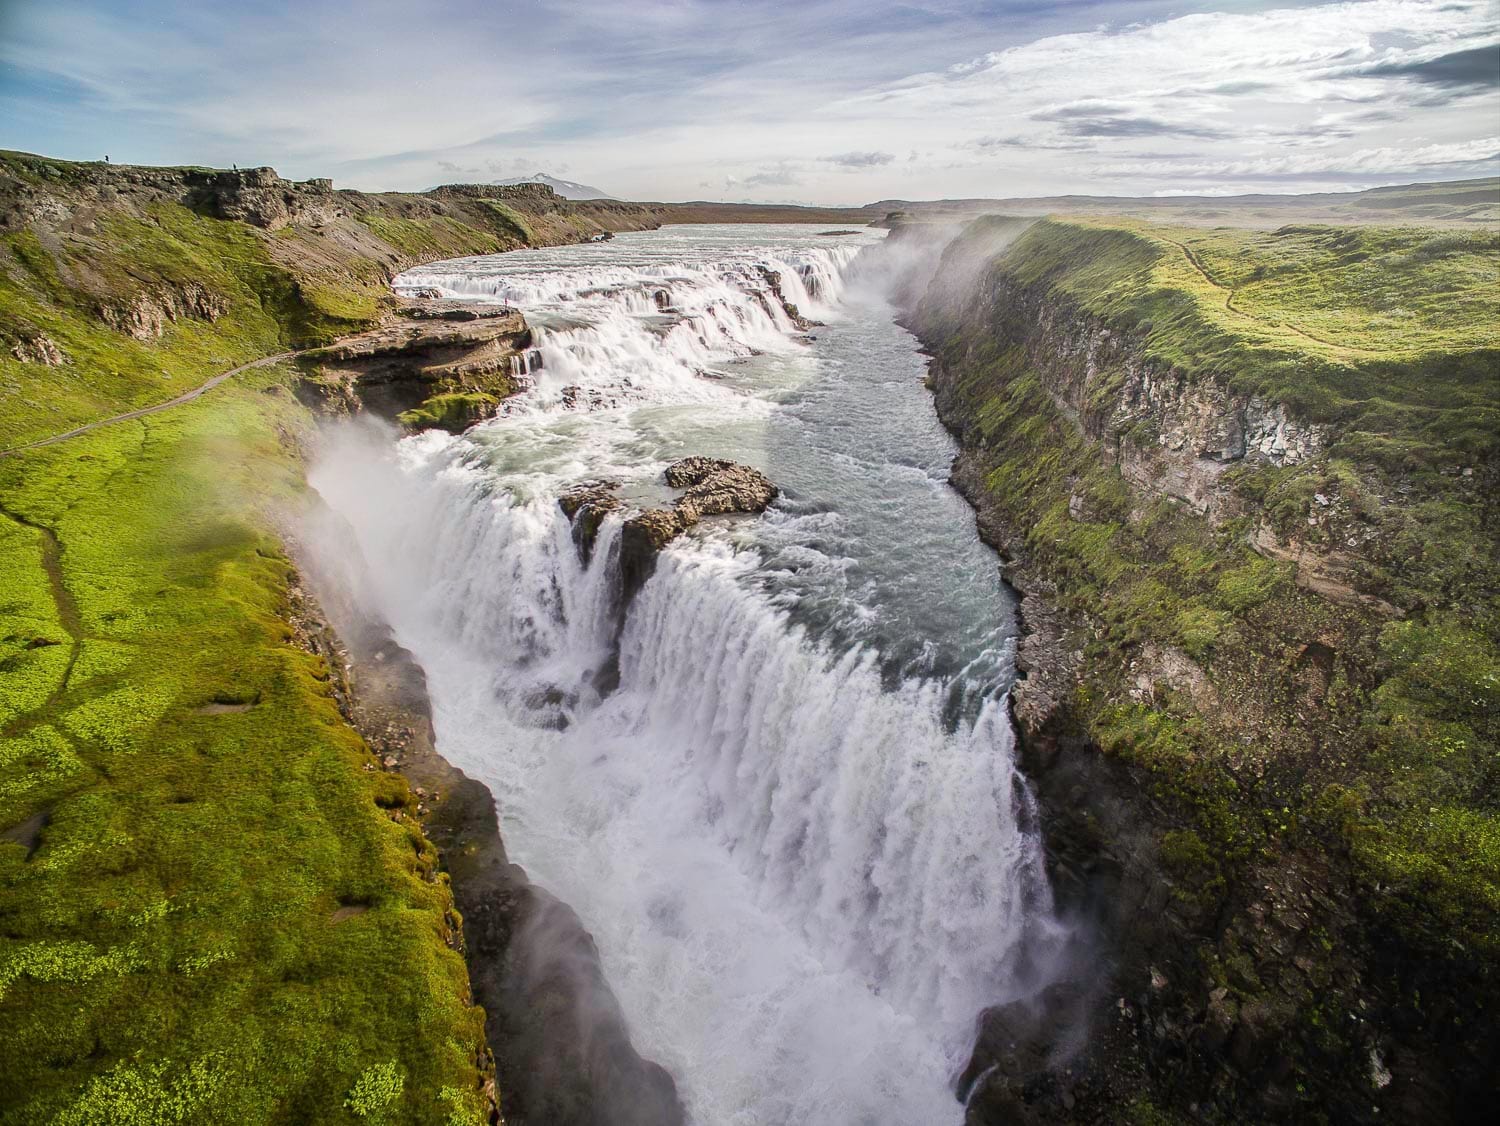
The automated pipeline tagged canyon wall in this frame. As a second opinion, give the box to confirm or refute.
[902,217,1498,1124]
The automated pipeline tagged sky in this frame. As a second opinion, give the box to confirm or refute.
[1,0,1496,203]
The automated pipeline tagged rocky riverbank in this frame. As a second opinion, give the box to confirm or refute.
[297,297,537,431]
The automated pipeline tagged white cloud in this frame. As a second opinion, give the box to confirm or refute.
[4,0,1497,201]
[1110,136,1500,178]
[823,151,896,167]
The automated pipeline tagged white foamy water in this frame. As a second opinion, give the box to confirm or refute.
[308,225,1064,1124]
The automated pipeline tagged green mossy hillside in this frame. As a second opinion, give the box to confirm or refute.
[0,150,675,452]
[0,153,532,1124]
[397,391,505,433]
[990,217,1500,469]
[0,207,373,450]
[917,215,1499,1116]
[0,372,489,1124]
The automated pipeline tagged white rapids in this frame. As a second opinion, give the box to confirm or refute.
[307,224,1065,1125]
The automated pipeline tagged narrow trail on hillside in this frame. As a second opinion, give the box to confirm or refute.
[0,351,297,456]
[1159,235,1382,358]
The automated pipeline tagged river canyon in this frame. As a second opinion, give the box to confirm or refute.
[304,225,1068,1124]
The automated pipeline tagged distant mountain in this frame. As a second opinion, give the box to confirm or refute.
[492,173,615,200]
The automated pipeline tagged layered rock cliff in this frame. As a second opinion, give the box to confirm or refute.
[298,298,537,430]
[901,217,1499,1123]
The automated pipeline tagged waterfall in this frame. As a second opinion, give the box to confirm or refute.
[310,226,1064,1125]
[395,235,859,411]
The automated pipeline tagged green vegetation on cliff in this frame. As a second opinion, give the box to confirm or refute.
[0,154,581,1122]
[917,214,1498,1119]
[0,150,671,451]
[995,217,1500,468]
[0,376,489,1123]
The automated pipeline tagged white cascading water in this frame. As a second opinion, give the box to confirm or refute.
[308,226,1063,1125]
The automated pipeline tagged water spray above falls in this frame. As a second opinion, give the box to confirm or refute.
[310,224,1065,1125]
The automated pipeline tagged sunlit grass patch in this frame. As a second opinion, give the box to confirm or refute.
[0,369,486,1123]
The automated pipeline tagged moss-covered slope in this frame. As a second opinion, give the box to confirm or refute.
[909,216,1498,1123]
[0,153,685,1122]
[0,376,493,1124]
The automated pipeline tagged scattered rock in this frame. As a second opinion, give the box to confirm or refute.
[9,333,66,365]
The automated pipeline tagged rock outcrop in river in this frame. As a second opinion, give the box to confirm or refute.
[299,297,536,431]
[562,457,779,597]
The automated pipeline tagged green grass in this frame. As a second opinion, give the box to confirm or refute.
[353,213,513,263]
[396,391,503,433]
[0,206,384,450]
[0,371,488,1124]
[0,151,700,1121]
[477,201,533,246]
[995,217,1500,469]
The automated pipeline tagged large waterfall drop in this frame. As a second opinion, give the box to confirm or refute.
[308,225,1064,1124]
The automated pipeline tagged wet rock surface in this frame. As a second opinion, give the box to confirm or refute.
[561,458,779,599]
[397,298,524,322]
[663,455,778,520]
[558,480,624,566]
[754,264,823,331]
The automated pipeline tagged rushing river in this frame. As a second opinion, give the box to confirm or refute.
[307,225,1062,1124]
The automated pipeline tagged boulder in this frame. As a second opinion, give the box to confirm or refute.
[618,508,688,597]
[557,458,779,599]
[558,481,624,565]
[664,456,778,521]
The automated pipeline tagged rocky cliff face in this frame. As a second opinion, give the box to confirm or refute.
[299,298,535,430]
[944,273,1326,521]
[903,229,1496,1124]
[186,167,345,231]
